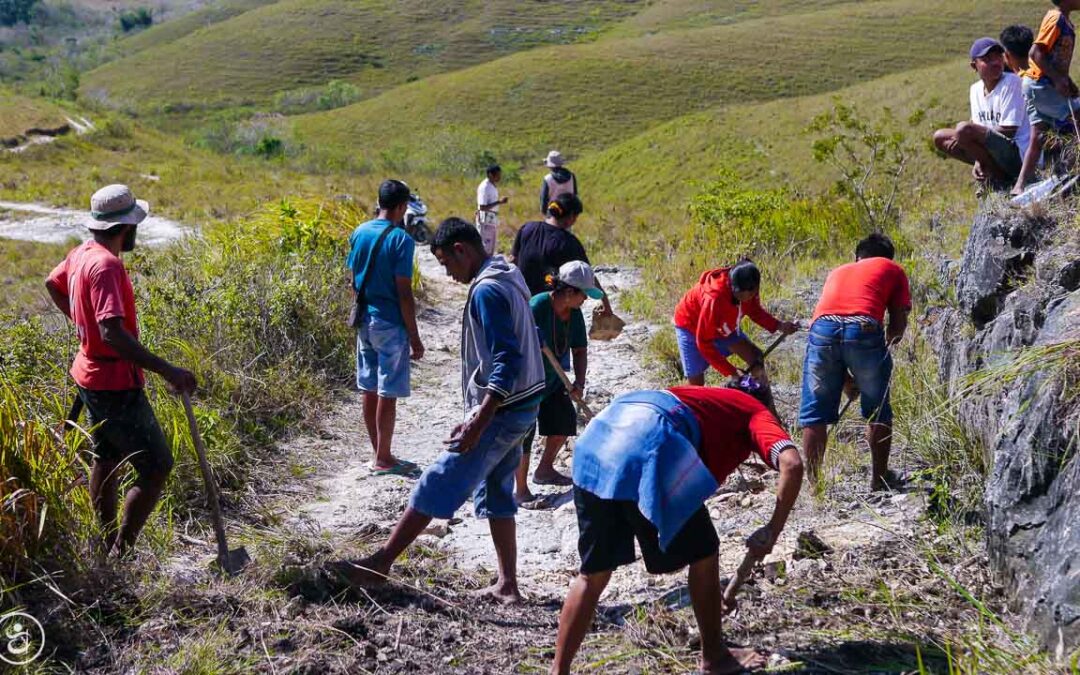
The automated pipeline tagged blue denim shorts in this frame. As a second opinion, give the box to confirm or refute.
[798,318,893,427]
[410,405,539,520]
[356,315,410,398]
[674,326,747,378]
[1023,76,1080,128]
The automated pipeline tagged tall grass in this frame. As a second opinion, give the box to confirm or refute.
[0,198,364,592]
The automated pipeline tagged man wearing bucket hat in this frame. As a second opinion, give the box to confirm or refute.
[538,150,578,215]
[45,184,196,558]
[515,260,603,507]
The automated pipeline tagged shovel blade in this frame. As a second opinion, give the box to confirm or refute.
[215,547,252,576]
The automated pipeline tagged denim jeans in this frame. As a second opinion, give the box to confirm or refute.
[798,318,893,427]
[410,405,539,519]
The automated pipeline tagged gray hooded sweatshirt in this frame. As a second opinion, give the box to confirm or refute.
[461,255,545,412]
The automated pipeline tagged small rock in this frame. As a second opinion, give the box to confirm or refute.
[763,560,786,582]
[422,524,451,538]
[739,496,753,508]
[794,531,832,560]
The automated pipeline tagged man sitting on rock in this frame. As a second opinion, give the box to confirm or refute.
[933,37,1031,193]
[343,217,544,603]
[799,233,910,492]
[550,383,804,675]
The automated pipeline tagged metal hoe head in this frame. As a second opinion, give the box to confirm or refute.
[216,546,252,576]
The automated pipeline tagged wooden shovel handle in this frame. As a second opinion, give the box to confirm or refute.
[722,550,763,612]
[181,393,231,561]
[540,345,594,421]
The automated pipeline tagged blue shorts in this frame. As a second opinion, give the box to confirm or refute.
[1023,76,1080,128]
[409,405,539,520]
[674,326,747,378]
[356,315,410,398]
[798,318,893,427]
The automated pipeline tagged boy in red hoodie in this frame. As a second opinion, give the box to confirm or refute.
[673,261,798,386]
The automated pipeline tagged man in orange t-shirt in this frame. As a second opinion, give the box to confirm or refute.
[798,233,910,491]
[46,184,196,558]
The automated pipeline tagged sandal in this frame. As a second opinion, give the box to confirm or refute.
[371,462,421,478]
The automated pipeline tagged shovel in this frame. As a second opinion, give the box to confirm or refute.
[540,345,595,421]
[722,549,763,614]
[181,393,251,576]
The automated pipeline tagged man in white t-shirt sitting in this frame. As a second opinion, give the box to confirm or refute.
[476,164,508,256]
[932,37,1032,192]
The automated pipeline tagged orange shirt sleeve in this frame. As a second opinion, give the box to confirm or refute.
[1035,10,1063,49]
[46,256,69,294]
[888,266,912,313]
[748,408,796,470]
[743,294,780,333]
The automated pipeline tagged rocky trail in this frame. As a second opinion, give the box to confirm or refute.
[0,199,190,246]
[235,250,1007,673]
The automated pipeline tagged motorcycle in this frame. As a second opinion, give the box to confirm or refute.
[404,193,431,243]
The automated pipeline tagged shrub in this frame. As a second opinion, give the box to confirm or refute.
[0,0,37,26]
[117,7,152,32]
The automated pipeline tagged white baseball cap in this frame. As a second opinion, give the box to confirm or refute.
[558,260,604,299]
[544,150,566,168]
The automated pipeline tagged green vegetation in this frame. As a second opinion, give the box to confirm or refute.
[0,199,357,581]
[0,87,69,139]
[81,0,644,113]
[117,7,153,32]
[0,0,37,26]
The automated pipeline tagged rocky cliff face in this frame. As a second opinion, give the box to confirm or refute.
[928,204,1079,656]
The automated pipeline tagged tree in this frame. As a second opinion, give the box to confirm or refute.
[0,0,38,26]
[806,99,927,232]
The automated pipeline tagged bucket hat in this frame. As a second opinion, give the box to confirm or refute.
[88,184,148,230]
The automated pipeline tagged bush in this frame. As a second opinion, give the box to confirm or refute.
[273,80,361,114]
[0,199,360,587]
[0,0,37,26]
[117,7,152,32]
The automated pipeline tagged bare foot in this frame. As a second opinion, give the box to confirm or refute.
[533,469,572,486]
[331,554,391,587]
[702,647,766,674]
[473,581,523,605]
[515,491,537,505]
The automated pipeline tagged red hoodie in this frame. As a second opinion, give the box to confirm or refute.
[673,267,780,375]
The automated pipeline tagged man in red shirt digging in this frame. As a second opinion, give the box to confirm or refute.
[673,261,798,387]
[799,233,911,491]
[551,383,804,674]
[46,184,196,558]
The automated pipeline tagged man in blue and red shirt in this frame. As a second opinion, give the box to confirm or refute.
[45,184,196,558]
[551,384,804,675]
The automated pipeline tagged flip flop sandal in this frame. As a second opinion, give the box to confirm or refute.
[533,474,573,487]
[371,463,421,478]
[518,494,559,510]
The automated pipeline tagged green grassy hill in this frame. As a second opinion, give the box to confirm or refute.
[0,88,71,140]
[80,0,646,111]
[288,0,1041,174]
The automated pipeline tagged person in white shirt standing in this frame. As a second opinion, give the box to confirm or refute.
[932,37,1031,193]
[476,164,508,256]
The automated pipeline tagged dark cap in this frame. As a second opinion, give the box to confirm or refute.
[970,37,1004,59]
[378,179,411,209]
[729,261,761,293]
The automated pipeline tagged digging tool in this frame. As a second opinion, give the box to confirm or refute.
[540,344,595,421]
[64,393,83,431]
[182,392,251,576]
[589,305,625,341]
[722,549,764,614]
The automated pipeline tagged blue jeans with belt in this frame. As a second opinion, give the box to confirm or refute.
[798,318,893,427]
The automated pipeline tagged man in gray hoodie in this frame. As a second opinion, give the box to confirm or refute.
[346,217,545,603]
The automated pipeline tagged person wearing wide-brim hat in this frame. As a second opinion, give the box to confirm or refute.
[539,149,578,215]
[45,184,197,559]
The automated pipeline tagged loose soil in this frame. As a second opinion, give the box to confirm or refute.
[62,249,1018,674]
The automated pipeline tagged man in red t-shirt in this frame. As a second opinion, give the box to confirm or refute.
[673,261,798,386]
[45,184,196,558]
[798,233,911,491]
[552,384,804,675]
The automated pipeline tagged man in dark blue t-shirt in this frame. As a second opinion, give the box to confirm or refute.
[347,179,425,475]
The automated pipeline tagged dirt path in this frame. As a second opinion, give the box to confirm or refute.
[296,252,659,596]
[293,251,936,613]
[0,200,190,246]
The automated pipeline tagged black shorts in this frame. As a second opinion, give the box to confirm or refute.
[574,486,719,575]
[522,387,578,452]
[77,387,174,477]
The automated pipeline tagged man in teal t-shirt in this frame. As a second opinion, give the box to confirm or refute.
[346,180,425,475]
[515,260,603,507]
